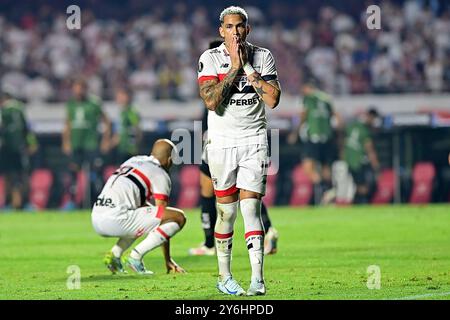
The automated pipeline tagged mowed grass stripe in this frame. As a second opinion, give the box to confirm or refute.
[0,205,449,299]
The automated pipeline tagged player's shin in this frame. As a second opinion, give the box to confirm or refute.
[240,198,265,282]
[214,201,238,280]
[111,238,135,258]
[130,222,180,260]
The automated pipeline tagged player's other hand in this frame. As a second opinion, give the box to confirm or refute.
[239,41,248,66]
[166,258,186,274]
[230,36,242,70]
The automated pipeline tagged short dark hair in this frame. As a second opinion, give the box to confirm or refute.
[368,107,380,118]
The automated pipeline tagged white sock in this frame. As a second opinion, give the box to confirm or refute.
[130,222,180,260]
[111,238,135,258]
[240,198,264,282]
[215,201,238,280]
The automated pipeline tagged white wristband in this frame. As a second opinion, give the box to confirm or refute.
[243,62,256,76]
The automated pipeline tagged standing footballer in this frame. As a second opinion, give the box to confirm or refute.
[198,6,281,296]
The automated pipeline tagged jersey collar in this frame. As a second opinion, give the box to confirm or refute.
[148,155,162,167]
[219,42,229,57]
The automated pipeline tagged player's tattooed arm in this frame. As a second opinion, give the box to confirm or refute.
[247,74,281,109]
[199,68,240,111]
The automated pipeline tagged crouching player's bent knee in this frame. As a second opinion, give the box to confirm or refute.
[128,205,187,274]
[161,207,187,230]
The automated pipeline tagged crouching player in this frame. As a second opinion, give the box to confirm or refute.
[91,139,186,275]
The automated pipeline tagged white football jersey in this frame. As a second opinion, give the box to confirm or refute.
[97,155,171,214]
[198,42,278,147]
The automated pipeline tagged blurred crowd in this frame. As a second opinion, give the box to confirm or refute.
[1,0,450,103]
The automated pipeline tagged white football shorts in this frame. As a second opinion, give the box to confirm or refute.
[205,144,269,196]
[91,203,164,238]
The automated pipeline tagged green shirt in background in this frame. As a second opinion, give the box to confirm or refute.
[117,106,140,155]
[66,96,103,151]
[302,91,334,143]
[344,120,371,170]
[0,99,36,152]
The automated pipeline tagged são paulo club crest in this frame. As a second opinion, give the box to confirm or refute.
[234,75,250,92]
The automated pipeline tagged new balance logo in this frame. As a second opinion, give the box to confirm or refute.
[220,63,229,68]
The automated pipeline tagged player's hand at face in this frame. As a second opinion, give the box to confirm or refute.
[230,36,242,70]
[166,258,186,274]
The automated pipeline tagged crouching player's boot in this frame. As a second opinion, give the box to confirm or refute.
[125,256,154,275]
[104,252,126,274]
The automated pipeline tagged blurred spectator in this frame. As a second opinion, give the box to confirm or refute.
[425,52,444,92]
[0,0,449,101]
[288,80,343,203]
[370,47,395,93]
[342,108,381,204]
[61,78,111,209]
[0,90,38,209]
[109,86,142,165]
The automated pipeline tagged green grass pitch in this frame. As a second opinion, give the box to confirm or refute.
[0,205,449,300]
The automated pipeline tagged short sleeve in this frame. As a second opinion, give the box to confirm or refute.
[197,51,218,84]
[152,172,171,202]
[261,50,278,81]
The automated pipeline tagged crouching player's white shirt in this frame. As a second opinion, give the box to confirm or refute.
[198,42,278,196]
[91,155,171,238]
